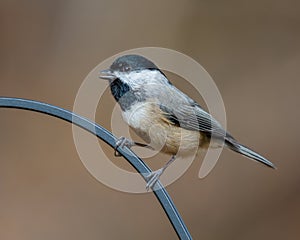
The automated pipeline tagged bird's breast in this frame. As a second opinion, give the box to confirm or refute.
[122,102,207,155]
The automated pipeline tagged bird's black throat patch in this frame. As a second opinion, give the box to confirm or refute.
[110,78,144,111]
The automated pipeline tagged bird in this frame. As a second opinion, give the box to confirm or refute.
[100,54,275,190]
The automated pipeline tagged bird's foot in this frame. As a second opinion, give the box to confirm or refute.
[145,168,164,191]
[114,136,152,156]
[114,136,137,156]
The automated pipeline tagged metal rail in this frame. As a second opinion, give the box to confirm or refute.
[0,97,192,239]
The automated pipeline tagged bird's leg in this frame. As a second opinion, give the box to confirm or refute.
[145,155,176,191]
[114,136,153,157]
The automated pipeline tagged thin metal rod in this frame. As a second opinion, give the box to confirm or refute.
[0,97,192,239]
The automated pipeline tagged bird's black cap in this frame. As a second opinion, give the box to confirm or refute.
[110,54,158,72]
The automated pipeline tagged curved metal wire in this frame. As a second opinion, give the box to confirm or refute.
[0,97,192,239]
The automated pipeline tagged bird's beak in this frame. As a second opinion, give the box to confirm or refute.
[99,69,117,81]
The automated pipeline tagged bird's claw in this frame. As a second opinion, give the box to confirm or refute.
[145,168,164,191]
[114,136,135,157]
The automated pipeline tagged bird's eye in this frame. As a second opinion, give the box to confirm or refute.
[124,66,131,71]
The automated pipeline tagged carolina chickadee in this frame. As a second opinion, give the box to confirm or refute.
[100,54,275,190]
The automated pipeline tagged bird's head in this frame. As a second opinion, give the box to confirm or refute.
[100,54,168,87]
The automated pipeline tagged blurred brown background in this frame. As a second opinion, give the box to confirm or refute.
[0,0,299,239]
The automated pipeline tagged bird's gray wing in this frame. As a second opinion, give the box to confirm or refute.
[159,102,230,140]
[143,81,231,139]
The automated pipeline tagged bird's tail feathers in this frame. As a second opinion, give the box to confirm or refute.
[225,138,276,169]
